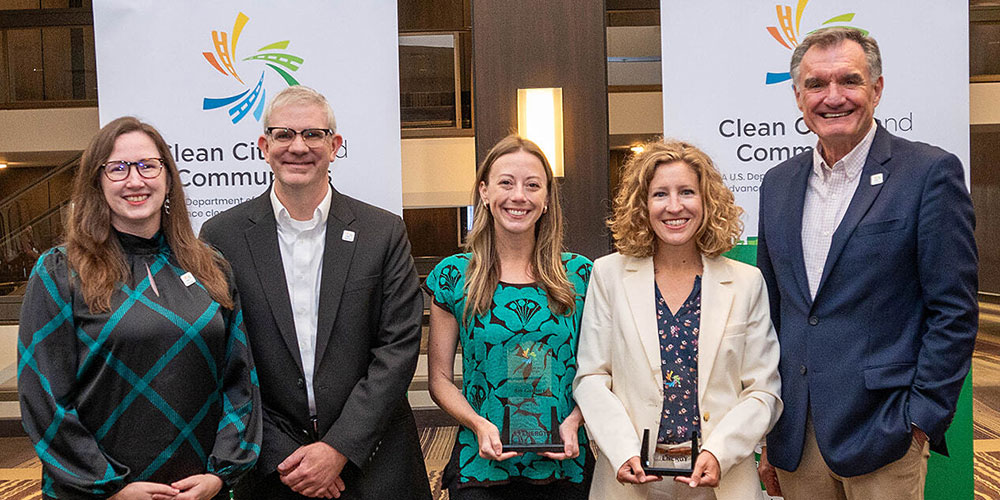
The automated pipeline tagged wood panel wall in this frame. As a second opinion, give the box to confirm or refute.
[398,0,471,32]
[472,0,611,260]
[971,125,1000,296]
[403,207,462,259]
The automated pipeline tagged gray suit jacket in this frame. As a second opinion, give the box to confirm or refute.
[201,186,430,497]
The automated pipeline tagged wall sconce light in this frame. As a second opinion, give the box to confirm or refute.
[630,145,645,154]
[0,163,7,169]
[517,87,564,177]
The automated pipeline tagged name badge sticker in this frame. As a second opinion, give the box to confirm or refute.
[342,230,356,242]
[180,272,197,287]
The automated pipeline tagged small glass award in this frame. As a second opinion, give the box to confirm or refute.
[498,342,563,453]
[640,429,700,476]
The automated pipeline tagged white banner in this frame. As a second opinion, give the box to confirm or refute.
[94,0,403,232]
[660,0,969,239]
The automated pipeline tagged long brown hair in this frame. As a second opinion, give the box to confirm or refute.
[609,140,743,258]
[66,116,233,312]
[462,135,575,323]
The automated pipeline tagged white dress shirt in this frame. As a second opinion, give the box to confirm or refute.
[270,186,332,415]
[801,122,877,299]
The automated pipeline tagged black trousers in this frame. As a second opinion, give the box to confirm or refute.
[234,466,432,500]
[443,437,594,500]
[234,402,431,500]
[448,479,591,500]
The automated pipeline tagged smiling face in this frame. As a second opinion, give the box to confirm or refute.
[100,131,168,238]
[794,40,883,163]
[647,161,703,253]
[479,149,549,240]
[258,101,343,196]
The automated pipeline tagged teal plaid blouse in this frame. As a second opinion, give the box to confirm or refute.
[17,231,260,499]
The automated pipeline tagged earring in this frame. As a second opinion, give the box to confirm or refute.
[163,197,171,215]
[543,205,548,214]
[483,199,489,208]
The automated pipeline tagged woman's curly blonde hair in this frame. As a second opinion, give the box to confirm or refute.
[609,140,744,258]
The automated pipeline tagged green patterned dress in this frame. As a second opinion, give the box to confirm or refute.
[425,252,592,488]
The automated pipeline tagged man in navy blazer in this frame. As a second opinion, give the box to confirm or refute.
[755,28,977,499]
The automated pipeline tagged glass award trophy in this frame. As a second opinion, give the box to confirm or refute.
[498,342,563,453]
[640,429,700,476]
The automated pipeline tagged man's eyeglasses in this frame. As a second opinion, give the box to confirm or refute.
[265,127,334,147]
[101,158,165,182]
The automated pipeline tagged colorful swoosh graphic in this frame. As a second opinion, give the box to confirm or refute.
[764,0,869,85]
[201,13,305,124]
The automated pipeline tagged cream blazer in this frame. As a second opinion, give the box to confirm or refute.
[574,253,782,500]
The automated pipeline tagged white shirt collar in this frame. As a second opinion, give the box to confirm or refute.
[269,184,332,232]
[811,120,878,181]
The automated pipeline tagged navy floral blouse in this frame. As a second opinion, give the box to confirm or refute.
[655,276,702,444]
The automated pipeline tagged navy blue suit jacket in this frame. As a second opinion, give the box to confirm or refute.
[756,125,978,477]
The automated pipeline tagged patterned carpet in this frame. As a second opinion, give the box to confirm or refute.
[0,428,458,500]
[0,440,41,500]
[421,426,457,500]
[976,451,1000,500]
[0,480,40,500]
[2,305,999,498]
[973,306,1000,499]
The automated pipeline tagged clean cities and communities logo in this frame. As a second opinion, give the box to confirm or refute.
[764,0,869,85]
[201,12,305,124]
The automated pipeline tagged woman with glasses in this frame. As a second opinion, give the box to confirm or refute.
[18,117,261,500]
[574,141,781,500]
[425,135,593,500]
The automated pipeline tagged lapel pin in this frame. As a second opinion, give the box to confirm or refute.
[180,272,197,287]
[342,230,356,242]
[870,173,884,186]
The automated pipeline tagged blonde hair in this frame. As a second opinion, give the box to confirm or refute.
[462,135,575,323]
[609,140,743,258]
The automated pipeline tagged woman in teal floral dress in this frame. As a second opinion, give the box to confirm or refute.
[425,135,593,499]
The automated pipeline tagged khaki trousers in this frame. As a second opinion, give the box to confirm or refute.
[775,417,930,500]
[648,478,718,500]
